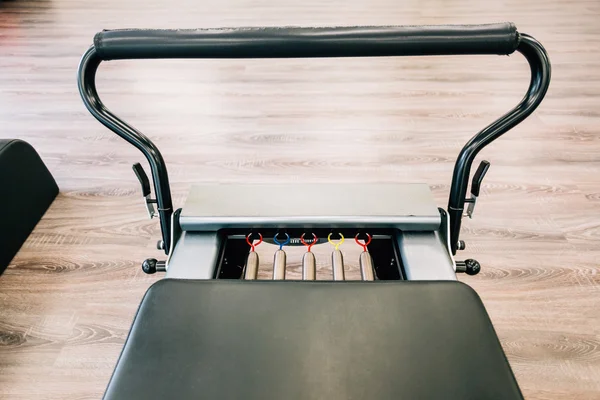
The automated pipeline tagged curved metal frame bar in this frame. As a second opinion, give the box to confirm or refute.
[78,47,174,253]
[447,34,550,254]
[77,32,550,256]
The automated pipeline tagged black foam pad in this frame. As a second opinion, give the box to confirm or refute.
[104,280,523,399]
[0,140,58,273]
[94,24,519,61]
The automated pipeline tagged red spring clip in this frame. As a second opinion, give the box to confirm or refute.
[300,233,319,252]
[354,233,372,252]
[246,233,263,252]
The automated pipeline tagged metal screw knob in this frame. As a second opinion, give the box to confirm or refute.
[142,258,166,274]
[456,259,481,276]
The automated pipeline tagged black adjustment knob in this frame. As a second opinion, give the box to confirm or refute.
[456,259,481,276]
[464,259,481,275]
[142,258,158,274]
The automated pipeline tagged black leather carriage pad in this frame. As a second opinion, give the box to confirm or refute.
[104,280,523,400]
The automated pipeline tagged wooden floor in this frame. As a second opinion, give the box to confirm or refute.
[1,0,599,398]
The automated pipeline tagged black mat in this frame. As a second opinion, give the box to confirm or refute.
[105,280,522,400]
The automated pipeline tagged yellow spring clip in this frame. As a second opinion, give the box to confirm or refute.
[327,233,345,280]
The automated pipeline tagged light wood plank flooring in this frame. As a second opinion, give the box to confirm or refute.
[1,0,599,398]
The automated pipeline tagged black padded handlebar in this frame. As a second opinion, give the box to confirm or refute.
[93,23,519,61]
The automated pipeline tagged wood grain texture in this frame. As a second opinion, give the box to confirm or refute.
[1,0,599,398]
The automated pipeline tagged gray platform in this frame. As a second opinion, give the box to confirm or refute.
[180,183,441,231]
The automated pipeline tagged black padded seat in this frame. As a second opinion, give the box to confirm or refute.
[0,139,58,273]
[104,280,522,400]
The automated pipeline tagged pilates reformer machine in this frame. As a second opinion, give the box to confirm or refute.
[78,23,550,399]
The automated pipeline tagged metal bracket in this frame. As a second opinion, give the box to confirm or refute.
[464,196,477,219]
[143,195,157,219]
